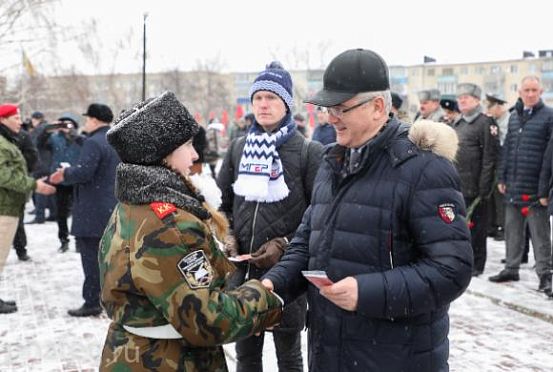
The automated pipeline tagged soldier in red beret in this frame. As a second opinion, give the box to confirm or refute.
[0,104,56,314]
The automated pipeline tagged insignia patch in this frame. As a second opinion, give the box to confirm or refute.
[177,250,214,289]
[490,125,498,136]
[438,203,456,224]
[150,202,177,219]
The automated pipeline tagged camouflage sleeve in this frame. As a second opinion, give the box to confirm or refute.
[130,210,282,347]
[0,146,36,194]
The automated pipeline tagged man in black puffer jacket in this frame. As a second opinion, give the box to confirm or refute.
[489,76,553,295]
[262,49,473,372]
[217,62,323,372]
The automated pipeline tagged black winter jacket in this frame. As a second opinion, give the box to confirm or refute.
[499,99,553,206]
[453,109,500,199]
[217,130,323,331]
[265,118,473,372]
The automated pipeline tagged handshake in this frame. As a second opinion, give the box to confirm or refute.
[223,235,288,269]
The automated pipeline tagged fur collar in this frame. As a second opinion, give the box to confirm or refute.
[408,119,458,162]
[115,163,210,220]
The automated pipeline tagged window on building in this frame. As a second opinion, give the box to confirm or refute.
[511,84,518,92]
[460,66,468,74]
[442,68,454,76]
[510,65,518,73]
[438,82,456,95]
[491,65,501,74]
[426,68,435,76]
[475,66,486,74]
[529,64,537,73]
[542,61,553,72]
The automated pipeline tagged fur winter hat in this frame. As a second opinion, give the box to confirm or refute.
[249,61,294,112]
[456,83,482,99]
[107,91,199,165]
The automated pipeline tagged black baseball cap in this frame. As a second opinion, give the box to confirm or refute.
[83,103,114,123]
[305,48,390,107]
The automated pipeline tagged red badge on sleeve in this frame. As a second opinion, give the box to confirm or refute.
[438,203,456,224]
[149,202,177,219]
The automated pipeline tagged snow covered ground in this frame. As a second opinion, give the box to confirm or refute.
[1,209,553,371]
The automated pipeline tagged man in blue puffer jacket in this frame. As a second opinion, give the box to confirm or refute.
[489,76,553,295]
[262,49,473,372]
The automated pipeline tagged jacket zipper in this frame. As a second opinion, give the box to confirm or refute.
[388,230,394,269]
[245,202,260,280]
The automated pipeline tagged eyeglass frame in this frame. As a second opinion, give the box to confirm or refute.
[327,97,376,118]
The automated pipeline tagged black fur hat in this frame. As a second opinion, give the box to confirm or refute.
[107,91,199,165]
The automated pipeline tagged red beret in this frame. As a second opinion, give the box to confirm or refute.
[0,104,18,118]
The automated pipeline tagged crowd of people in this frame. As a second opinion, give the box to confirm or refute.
[0,47,552,371]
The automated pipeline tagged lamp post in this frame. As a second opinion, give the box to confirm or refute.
[142,13,148,101]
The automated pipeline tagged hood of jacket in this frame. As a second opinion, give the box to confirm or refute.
[408,119,458,162]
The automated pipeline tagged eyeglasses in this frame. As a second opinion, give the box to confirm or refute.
[327,97,375,118]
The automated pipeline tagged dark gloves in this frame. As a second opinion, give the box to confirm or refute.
[249,237,288,269]
[223,234,239,257]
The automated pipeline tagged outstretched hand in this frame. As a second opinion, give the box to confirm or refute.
[319,276,358,311]
[49,168,65,185]
[35,177,56,195]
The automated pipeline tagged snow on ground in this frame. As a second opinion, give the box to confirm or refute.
[1,209,553,371]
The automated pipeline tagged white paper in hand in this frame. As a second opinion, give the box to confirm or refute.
[302,270,334,289]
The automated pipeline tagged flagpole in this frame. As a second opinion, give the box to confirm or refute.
[142,13,148,101]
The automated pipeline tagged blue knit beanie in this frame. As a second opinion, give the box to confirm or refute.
[249,61,294,112]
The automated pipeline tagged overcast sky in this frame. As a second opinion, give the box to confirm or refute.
[9,0,553,75]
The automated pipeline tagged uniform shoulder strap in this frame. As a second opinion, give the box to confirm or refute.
[149,202,177,220]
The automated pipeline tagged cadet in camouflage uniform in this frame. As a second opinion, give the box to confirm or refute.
[99,91,283,371]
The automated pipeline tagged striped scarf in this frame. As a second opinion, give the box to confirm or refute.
[233,114,296,203]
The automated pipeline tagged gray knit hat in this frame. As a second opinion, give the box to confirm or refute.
[107,91,199,165]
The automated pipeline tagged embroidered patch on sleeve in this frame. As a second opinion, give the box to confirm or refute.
[438,203,456,224]
[490,124,499,136]
[177,250,214,289]
[150,202,177,219]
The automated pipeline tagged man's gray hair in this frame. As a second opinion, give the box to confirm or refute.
[521,75,541,86]
[355,90,392,114]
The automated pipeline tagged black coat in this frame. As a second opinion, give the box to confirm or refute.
[64,126,120,238]
[16,129,38,173]
[499,99,553,206]
[30,121,53,178]
[217,130,324,331]
[265,119,472,372]
[452,109,500,199]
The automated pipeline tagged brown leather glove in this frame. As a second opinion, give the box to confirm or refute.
[223,234,239,257]
[249,237,288,269]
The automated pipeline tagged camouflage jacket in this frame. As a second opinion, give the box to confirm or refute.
[99,164,282,371]
[0,127,36,216]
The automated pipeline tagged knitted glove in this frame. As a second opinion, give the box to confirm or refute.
[249,237,288,269]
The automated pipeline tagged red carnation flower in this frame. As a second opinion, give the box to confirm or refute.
[521,206,530,217]
[468,221,475,229]
[521,194,530,202]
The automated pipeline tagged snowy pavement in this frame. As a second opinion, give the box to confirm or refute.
[1,211,553,371]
